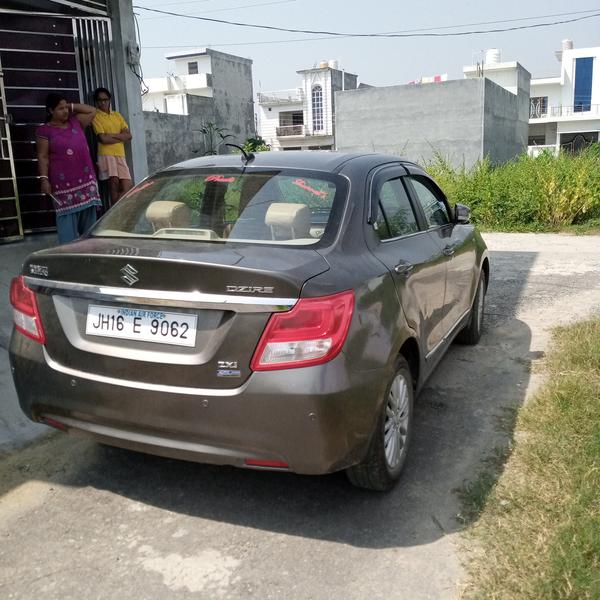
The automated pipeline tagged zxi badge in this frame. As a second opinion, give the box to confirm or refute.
[120,264,139,286]
[217,360,241,378]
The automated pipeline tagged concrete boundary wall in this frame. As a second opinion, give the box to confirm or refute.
[482,65,530,163]
[335,79,485,168]
[209,50,254,143]
[335,70,530,169]
[143,95,215,174]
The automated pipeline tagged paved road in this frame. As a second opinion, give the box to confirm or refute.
[1,233,599,599]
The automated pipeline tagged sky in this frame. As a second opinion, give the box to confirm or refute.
[134,0,600,92]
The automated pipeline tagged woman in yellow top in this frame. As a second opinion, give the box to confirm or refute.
[92,87,133,206]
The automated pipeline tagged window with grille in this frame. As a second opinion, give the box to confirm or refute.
[312,85,323,132]
[188,61,198,75]
[530,96,548,118]
[279,111,304,126]
[528,136,546,146]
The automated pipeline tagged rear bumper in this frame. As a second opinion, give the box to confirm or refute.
[9,331,388,475]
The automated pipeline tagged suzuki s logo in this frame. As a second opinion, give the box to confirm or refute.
[120,264,139,286]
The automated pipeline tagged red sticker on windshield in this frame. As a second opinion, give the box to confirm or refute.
[292,178,328,198]
[205,175,236,183]
[129,180,155,194]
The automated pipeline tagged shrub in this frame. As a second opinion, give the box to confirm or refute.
[427,144,600,230]
[242,136,270,153]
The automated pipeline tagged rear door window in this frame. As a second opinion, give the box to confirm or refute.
[408,176,450,228]
[375,178,419,240]
[91,170,346,246]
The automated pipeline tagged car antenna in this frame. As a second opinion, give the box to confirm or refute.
[226,143,255,166]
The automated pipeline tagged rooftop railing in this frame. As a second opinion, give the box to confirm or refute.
[258,89,304,105]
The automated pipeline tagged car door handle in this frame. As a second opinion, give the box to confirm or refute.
[443,244,456,257]
[394,262,414,276]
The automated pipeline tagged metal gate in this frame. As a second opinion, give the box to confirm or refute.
[0,57,23,242]
[0,9,116,240]
[73,18,119,109]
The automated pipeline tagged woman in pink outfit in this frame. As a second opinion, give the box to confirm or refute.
[36,93,102,244]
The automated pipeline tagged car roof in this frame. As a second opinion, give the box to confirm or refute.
[165,151,419,174]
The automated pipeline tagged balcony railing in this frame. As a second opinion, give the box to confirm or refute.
[258,89,304,105]
[276,124,305,137]
[530,104,600,119]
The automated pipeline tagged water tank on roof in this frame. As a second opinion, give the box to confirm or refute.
[562,39,573,51]
[328,59,339,70]
[319,60,329,68]
[484,48,501,64]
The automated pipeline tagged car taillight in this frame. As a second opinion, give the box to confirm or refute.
[10,276,46,344]
[251,290,354,371]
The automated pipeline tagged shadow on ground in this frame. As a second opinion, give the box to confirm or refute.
[0,250,537,550]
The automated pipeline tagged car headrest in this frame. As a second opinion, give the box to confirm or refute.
[146,201,192,231]
[264,203,310,239]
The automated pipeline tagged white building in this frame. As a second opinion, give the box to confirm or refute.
[527,40,599,154]
[141,48,254,148]
[257,60,358,151]
[463,49,525,95]
[143,49,213,115]
[464,42,599,155]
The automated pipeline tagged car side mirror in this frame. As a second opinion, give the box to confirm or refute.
[454,203,471,224]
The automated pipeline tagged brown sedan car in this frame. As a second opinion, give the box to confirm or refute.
[10,151,488,490]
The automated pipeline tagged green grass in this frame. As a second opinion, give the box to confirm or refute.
[565,217,600,236]
[426,144,600,232]
[461,317,600,599]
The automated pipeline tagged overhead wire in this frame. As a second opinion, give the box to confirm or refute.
[142,0,210,6]
[140,7,600,32]
[132,5,600,38]
[138,0,297,20]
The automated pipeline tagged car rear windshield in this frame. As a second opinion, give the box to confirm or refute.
[91,168,347,246]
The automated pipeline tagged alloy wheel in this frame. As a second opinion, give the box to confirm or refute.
[476,278,485,331]
[384,373,410,469]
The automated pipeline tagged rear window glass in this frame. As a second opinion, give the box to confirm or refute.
[91,169,345,246]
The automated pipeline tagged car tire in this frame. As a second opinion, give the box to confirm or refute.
[346,356,414,491]
[456,270,486,345]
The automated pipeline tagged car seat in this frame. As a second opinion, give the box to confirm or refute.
[145,201,192,232]
[264,203,311,240]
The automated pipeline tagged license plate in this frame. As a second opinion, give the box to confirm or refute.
[85,305,198,347]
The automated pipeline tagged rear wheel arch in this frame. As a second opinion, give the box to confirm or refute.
[399,336,420,390]
[481,257,490,290]
[346,354,414,491]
